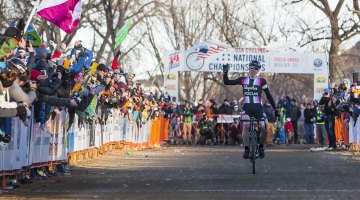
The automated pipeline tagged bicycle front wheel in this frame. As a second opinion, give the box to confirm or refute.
[250,132,257,174]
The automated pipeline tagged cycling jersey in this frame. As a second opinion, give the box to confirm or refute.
[223,73,276,119]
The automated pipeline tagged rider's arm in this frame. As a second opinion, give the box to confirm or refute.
[261,79,276,110]
[223,73,242,85]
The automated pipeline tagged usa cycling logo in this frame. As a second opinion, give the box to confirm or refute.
[313,59,323,68]
[186,45,226,71]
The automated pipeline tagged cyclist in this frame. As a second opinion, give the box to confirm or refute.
[223,60,276,159]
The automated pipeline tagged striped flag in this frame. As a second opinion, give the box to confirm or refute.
[37,0,82,34]
[114,19,132,49]
[196,46,226,60]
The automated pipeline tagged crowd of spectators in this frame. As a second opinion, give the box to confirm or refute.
[269,82,360,151]
[0,19,167,187]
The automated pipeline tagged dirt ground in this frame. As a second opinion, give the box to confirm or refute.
[1,144,360,200]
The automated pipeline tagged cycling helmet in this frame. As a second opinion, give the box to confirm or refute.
[249,60,261,70]
[6,57,26,74]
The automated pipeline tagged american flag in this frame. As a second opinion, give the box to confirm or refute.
[196,46,226,60]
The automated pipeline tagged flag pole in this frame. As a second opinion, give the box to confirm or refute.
[24,0,42,33]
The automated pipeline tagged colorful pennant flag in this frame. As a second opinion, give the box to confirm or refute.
[25,24,42,47]
[37,0,82,34]
[114,19,132,49]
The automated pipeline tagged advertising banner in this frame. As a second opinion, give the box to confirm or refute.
[314,74,329,100]
[183,41,328,74]
[163,50,182,100]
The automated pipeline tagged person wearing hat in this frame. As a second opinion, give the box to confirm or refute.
[0,25,24,60]
[223,60,277,159]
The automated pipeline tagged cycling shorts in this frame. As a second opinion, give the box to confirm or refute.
[242,103,264,120]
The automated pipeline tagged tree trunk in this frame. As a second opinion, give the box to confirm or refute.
[328,37,343,83]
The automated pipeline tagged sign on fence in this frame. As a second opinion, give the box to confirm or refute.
[216,115,241,123]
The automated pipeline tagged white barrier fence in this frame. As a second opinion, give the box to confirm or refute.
[1,110,360,172]
[0,109,151,172]
[349,117,360,145]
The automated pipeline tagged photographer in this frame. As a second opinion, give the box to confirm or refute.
[227,118,242,145]
[198,115,216,145]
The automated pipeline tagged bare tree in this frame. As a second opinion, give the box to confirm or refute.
[284,0,360,82]
[85,0,158,65]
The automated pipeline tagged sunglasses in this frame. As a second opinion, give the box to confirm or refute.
[249,66,260,70]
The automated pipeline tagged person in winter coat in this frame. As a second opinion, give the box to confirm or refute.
[70,40,93,70]
[286,99,301,143]
[303,103,315,144]
[319,88,337,150]
[219,99,232,114]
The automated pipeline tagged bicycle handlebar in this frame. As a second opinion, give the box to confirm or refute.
[240,118,266,122]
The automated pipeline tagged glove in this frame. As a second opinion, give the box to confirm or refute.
[16,105,27,117]
[222,64,229,73]
[115,50,121,58]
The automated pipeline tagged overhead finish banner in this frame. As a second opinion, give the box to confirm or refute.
[163,41,328,100]
[183,41,328,75]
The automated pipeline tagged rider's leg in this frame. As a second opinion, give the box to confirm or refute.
[241,114,251,159]
[241,114,250,147]
[259,121,266,159]
[259,121,267,146]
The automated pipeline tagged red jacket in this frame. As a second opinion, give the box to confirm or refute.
[284,121,293,132]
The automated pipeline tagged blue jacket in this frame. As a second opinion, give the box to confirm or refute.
[70,48,93,69]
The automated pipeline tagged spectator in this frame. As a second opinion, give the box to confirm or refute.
[319,88,337,150]
[227,118,242,145]
[284,118,293,145]
[181,101,193,145]
[287,99,301,143]
[219,99,232,114]
[304,103,315,144]
[298,102,305,144]
[264,101,275,146]
[198,115,216,145]
[275,104,285,144]
[316,104,326,147]
[232,104,241,115]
